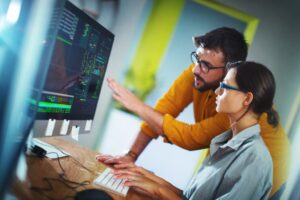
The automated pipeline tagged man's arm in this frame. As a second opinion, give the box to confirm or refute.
[107,78,230,149]
[97,66,195,165]
[162,112,229,150]
[96,130,152,165]
[126,130,152,160]
[97,78,165,165]
[108,77,165,135]
[101,78,229,156]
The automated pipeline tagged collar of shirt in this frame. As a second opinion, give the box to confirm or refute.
[210,124,260,156]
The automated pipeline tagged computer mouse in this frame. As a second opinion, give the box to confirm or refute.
[74,189,113,200]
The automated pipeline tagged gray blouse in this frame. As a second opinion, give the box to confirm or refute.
[183,124,273,200]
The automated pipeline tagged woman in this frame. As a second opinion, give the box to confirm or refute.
[105,61,277,199]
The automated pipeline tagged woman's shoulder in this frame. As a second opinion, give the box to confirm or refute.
[241,135,273,166]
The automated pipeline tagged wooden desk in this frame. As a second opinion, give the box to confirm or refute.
[12,137,151,200]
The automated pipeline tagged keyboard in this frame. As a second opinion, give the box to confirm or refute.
[31,138,70,159]
[94,168,130,196]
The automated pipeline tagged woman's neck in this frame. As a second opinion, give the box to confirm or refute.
[229,112,258,136]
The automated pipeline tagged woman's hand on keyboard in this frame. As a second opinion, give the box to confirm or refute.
[114,163,163,185]
[113,163,181,199]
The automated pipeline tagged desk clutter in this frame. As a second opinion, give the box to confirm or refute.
[94,168,130,197]
[11,137,152,200]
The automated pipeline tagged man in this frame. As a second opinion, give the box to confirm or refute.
[97,27,290,197]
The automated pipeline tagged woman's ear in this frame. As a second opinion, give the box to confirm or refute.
[243,92,253,106]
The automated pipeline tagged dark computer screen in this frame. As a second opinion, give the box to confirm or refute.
[0,0,64,198]
[36,1,114,120]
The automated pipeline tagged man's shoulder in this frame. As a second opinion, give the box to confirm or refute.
[259,113,287,135]
[258,114,289,147]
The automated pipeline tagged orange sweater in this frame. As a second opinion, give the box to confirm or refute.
[140,65,290,196]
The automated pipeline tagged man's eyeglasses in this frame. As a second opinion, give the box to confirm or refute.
[191,51,225,74]
[219,82,241,92]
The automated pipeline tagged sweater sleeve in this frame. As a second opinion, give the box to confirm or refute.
[163,112,229,150]
[140,65,194,138]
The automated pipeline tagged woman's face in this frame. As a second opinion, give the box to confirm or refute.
[215,68,247,115]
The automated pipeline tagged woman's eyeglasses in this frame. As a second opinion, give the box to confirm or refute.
[219,82,242,92]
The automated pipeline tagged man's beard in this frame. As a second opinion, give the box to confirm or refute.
[193,74,222,92]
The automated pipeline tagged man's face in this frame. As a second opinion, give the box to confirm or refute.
[192,48,225,92]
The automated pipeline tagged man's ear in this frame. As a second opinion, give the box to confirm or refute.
[244,92,253,106]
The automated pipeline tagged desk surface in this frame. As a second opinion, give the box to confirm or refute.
[12,137,151,200]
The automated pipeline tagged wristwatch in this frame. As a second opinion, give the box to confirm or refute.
[126,150,138,161]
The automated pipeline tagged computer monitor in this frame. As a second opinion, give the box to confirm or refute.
[0,0,63,198]
[33,0,114,137]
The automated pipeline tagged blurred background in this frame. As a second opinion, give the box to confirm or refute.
[70,0,300,198]
[69,0,299,198]
[1,0,299,199]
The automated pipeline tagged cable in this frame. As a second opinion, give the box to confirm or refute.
[34,140,97,175]
[29,150,90,200]
[47,152,91,187]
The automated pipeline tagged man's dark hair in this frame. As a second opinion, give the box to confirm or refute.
[227,61,279,127]
[193,27,248,64]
